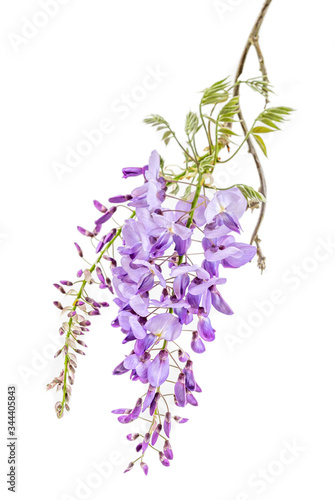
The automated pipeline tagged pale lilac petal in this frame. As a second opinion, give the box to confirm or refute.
[204,196,222,223]
[174,374,186,407]
[142,385,156,412]
[147,350,169,387]
[124,354,140,370]
[205,246,243,262]
[188,277,226,295]
[210,288,234,315]
[146,313,182,341]
[170,264,209,280]
[172,223,193,240]
[222,243,257,268]
[129,316,147,339]
[191,331,206,353]
[198,316,215,342]
[129,295,149,316]
[145,150,160,181]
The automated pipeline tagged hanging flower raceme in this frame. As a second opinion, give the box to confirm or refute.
[48,73,292,475]
[109,150,256,473]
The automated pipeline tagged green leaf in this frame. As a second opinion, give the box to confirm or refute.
[201,77,230,106]
[252,126,274,134]
[185,111,199,137]
[162,130,172,145]
[252,134,268,157]
[217,96,240,124]
[218,127,239,136]
[258,118,280,130]
[144,114,175,146]
[258,107,294,125]
[202,114,217,124]
[242,77,274,98]
[236,184,266,203]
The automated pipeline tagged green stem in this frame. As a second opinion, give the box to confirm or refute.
[58,211,136,417]
[219,118,257,164]
[177,173,203,265]
[199,103,212,154]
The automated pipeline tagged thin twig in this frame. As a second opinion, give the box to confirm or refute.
[233,0,273,272]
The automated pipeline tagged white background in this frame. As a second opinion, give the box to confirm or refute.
[1,0,334,499]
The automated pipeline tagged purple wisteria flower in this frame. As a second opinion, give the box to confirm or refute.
[49,148,258,473]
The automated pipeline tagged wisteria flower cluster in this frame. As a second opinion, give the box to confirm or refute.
[47,70,292,474]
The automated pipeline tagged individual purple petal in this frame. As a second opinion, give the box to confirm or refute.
[134,333,156,356]
[205,245,243,262]
[77,226,94,237]
[188,276,226,295]
[149,392,161,416]
[151,423,162,446]
[96,267,106,285]
[164,412,171,438]
[123,462,134,473]
[174,373,186,407]
[124,353,140,370]
[210,286,234,315]
[111,408,131,415]
[113,360,130,375]
[221,242,257,268]
[118,414,132,424]
[173,274,190,300]
[93,200,107,213]
[103,229,117,244]
[136,356,150,383]
[146,313,182,341]
[53,283,66,294]
[60,280,73,286]
[178,349,189,362]
[74,242,83,257]
[191,331,206,353]
[109,195,132,203]
[184,360,196,391]
[95,207,117,225]
[140,462,149,476]
[129,294,149,317]
[198,316,216,342]
[144,150,160,181]
[130,398,142,420]
[173,223,193,240]
[170,264,207,279]
[129,316,147,340]
[122,167,143,178]
[126,433,139,441]
[173,234,191,256]
[186,390,198,406]
[159,451,170,467]
[142,385,156,412]
[141,433,150,453]
[163,440,173,460]
[138,273,155,293]
[148,350,169,387]
[174,416,189,424]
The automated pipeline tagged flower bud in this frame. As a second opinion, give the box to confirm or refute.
[93,200,107,213]
[159,451,170,467]
[151,423,162,446]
